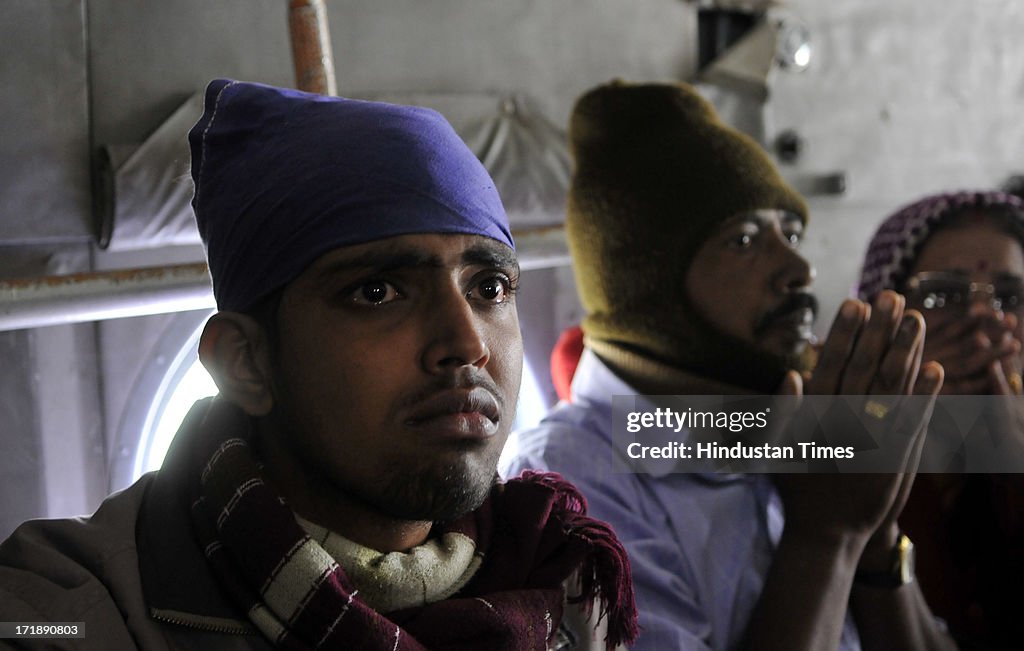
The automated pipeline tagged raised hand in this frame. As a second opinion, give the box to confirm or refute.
[775,291,943,552]
[922,303,1019,395]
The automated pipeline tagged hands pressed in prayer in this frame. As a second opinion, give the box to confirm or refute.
[773,290,942,564]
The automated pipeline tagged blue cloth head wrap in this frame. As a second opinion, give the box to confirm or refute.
[189,79,513,311]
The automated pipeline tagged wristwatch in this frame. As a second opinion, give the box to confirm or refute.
[854,533,915,589]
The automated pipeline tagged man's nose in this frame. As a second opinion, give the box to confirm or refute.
[421,289,490,373]
[772,242,815,294]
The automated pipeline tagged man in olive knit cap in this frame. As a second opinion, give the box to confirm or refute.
[505,81,955,651]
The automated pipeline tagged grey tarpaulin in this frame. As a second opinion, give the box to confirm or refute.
[460,94,571,228]
[102,93,204,251]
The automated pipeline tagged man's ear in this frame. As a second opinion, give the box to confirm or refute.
[198,312,275,416]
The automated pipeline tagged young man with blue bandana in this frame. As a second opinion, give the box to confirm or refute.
[0,80,637,651]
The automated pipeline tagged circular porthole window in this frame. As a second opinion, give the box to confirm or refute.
[133,349,218,479]
[110,309,215,490]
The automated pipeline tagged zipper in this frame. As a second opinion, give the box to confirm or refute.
[150,608,256,635]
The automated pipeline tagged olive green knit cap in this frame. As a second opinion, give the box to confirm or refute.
[567,80,808,388]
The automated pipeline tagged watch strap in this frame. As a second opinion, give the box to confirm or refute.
[854,533,914,589]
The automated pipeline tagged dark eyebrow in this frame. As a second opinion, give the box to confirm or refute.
[994,271,1024,284]
[723,213,767,229]
[779,212,805,227]
[722,211,804,229]
[936,268,971,278]
[461,243,519,273]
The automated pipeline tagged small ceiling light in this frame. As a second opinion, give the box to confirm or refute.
[698,4,813,100]
[774,16,812,71]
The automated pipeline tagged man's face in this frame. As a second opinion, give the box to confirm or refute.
[684,209,816,359]
[267,233,523,523]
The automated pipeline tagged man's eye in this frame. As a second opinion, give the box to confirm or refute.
[470,276,512,303]
[731,233,754,248]
[351,281,399,305]
[787,232,801,247]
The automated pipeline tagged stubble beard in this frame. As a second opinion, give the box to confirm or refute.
[269,396,502,523]
[272,419,503,524]
[354,445,500,522]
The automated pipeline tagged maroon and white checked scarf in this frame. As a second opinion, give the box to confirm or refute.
[188,399,638,650]
[857,190,1024,301]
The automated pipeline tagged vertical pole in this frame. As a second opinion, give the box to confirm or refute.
[288,0,337,95]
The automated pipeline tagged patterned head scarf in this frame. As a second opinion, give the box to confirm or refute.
[857,191,1024,301]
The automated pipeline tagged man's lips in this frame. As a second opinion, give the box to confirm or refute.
[404,388,501,439]
[767,307,814,331]
[756,293,818,338]
[756,308,815,351]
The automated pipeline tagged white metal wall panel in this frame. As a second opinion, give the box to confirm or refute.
[0,0,91,243]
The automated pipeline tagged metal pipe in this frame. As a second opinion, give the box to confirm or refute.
[0,228,569,332]
[288,0,337,95]
[0,263,215,332]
